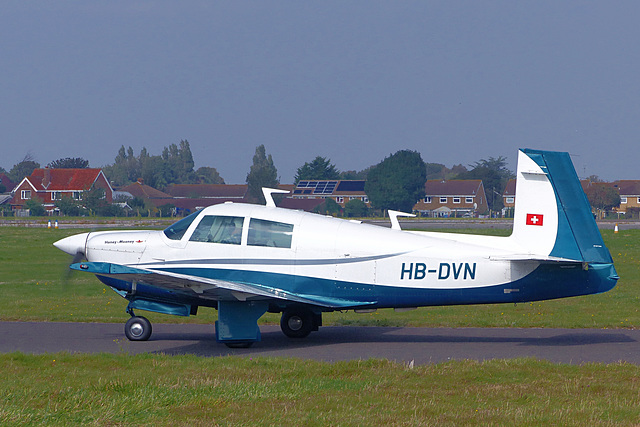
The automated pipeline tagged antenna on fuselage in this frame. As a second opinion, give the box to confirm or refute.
[388,210,415,230]
[262,188,290,207]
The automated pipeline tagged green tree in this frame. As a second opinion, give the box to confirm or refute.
[365,150,427,213]
[56,196,83,216]
[585,183,621,218]
[246,145,278,204]
[0,183,6,193]
[314,198,342,216]
[340,166,372,180]
[47,157,89,168]
[9,154,40,183]
[25,197,46,216]
[455,156,513,212]
[344,198,368,217]
[195,167,225,184]
[294,156,340,184]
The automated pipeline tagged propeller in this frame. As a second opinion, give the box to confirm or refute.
[54,232,90,281]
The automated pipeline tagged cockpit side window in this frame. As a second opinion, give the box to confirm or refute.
[189,216,244,245]
[247,218,294,248]
[163,210,200,240]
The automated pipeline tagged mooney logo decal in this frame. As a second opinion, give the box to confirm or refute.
[401,262,476,280]
[526,213,543,226]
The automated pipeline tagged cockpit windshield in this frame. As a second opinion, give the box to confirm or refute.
[163,210,201,240]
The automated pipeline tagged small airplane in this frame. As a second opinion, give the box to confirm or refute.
[54,149,618,347]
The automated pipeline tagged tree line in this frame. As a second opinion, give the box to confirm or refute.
[2,141,517,216]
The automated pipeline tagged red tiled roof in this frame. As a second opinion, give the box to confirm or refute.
[612,180,640,196]
[165,184,248,198]
[503,179,516,196]
[424,180,483,196]
[120,182,172,199]
[28,168,103,191]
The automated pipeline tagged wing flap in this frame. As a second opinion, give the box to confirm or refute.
[71,262,374,309]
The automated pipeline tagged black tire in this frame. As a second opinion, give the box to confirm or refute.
[281,308,314,338]
[124,316,152,341]
[224,341,254,349]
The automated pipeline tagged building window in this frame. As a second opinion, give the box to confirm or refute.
[637,197,640,204]
[336,197,344,203]
[505,197,515,204]
[363,196,369,203]
[73,191,82,200]
[51,191,62,201]
[424,196,432,203]
[439,197,447,203]
[21,190,31,200]
[465,197,473,203]
[621,197,627,204]
[453,197,461,204]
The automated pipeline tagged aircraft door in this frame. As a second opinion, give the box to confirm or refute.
[333,222,377,302]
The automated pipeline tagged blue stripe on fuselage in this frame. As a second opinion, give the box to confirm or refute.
[98,262,617,311]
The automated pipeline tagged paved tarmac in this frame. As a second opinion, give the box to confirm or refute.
[1,322,638,365]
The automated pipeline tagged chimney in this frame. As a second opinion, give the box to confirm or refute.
[42,168,51,189]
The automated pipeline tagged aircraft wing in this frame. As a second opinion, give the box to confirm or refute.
[70,262,375,309]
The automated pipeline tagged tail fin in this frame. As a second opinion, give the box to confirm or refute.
[510,149,613,264]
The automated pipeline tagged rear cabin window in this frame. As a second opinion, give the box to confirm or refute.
[163,210,200,240]
[189,216,244,245]
[247,218,294,248]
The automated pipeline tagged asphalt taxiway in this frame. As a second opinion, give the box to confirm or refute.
[1,322,638,365]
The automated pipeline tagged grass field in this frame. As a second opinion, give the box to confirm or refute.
[0,225,638,329]
[1,354,640,425]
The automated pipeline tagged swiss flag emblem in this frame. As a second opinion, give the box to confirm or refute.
[526,214,544,226]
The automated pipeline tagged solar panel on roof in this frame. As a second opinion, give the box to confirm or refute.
[336,181,366,192]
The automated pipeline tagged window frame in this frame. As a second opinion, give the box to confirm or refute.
[247,218,294,249]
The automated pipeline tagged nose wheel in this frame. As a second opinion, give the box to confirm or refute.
[124,316,152,341]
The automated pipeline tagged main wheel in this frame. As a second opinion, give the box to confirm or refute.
[224,341,254,349]
[281,308,314,338]
[124,316,152,341]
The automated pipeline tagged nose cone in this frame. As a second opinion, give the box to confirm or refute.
[53,233,89,255]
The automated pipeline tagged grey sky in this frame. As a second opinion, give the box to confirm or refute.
[1,1,639,184]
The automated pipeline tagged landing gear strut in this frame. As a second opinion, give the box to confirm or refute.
[124,309,152,341]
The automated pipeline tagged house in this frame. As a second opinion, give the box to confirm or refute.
[165,184,248,202]
[290,180,370,207]
[502,179,516,209]
[11,168,113,212]
[611,180,640,215]
[414,180,488,217]
[120,179,173,201]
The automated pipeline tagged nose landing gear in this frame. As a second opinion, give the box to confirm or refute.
[124,309,152,341]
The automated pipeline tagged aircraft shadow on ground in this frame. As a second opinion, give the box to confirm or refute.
[146,326,636,357]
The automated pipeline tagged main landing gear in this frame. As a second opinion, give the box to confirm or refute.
[280,307,321,339]
[124,309,152,341]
